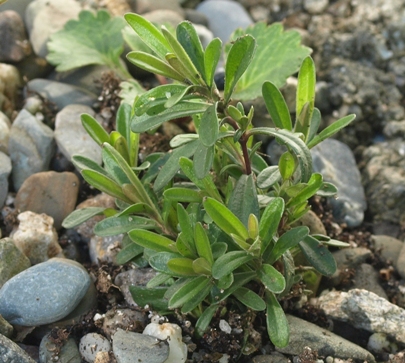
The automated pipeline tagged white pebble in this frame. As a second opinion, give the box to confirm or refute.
[219,319,232,334]
[79,333,111,363]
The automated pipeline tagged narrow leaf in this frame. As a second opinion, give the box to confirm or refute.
[212,251,254,279]
[115,242,144,265]
[72,155,106,175]
[286,173,323,208]
[167,258,199,276]
[265,291,290,347]
[62,207,105,229]
[199,103,219,147]
[259,197,284,247]
[129,286,169,311]
[81,114,110,145]
[204,38,222,88]
[257,166,281,189]
[195,222,214,265]
[169,276,211,310]
[163,187,202,203]
[262,81,292,130]
[128,229,176,253]
[204,198,249,240]
[258,264,286,293]
[232,287,266,311]
[195,304,219,338]
[306,107,321,144]
[94,215,156,236]
[193,142,214,179]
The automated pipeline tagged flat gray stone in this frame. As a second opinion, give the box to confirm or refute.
[113,329,169,363]
[371,235,403,266]
[311,138,366,227]
[0,258,90,326]
[353,263,387,299]
[54,104,101,164]
[276,315,375,362]
[8,109,55,191]
[0,333,36,363]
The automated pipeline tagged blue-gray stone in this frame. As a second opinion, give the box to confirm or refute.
[39,334,81,363]
[26,79,97,110]
[196,0,253,43]
[0,151,12,207]
[113,329,169,363]
[8,109,55,191]
[0,333,37,363]
[311,138,366,227]
[0,258,90,326]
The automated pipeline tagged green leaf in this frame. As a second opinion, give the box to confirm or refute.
[295,56,316,138]
[81,170,132,203]
[128,229,176,253]
[316,182,338,197]
[286,173,323,208]
[129,286,169,311]
[225,22,311,100]
[228,174,259,227]
[115,242,144,265]
[119,79,146,106]
[299,235,337,276]
[262,81,292,131]
[146,273,172,288]
[213,271,256,302]
[306,107,321,144]
[124,13,171,59]
[62,207,106,229]
[132,100,209,133]
[94,215,156,236]
[307,114,356,149]
[278,151,296,180]
[72,155,105,174]
[267,226,309,265]
[167,257,199,276]
[47,10,127,76]
[193,142,214,179]
[192,258,212,275]
[259,197,285,251]
[265,291,289,347]
[204,198,249,240]
[163,187,202,203]
[258,264,285,293]
[169,276,212,312]
[127,51,184,81]
[176,21,206,82]
[199,103,219,147]
[257,166,281,189]
[195,304,219,338]
[212,251,254,279]
[102,146,131,185]
[204,38,222,88]
[176,204,196,253]
[232,287,266,311]
[81,114,110,146]
[224,34,256,104]
[116,103,138,166]
[149,252,183,275]
[154,140,199,192]
[211,242,228,259]
[195,222,214,265]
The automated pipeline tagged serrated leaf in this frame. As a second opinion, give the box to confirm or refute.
[258,264,285,293]
[265,291,289,347]
[262,81,292,131]
[204,38,222,88]
[224,34,256,103]
[232,287,266,311]
[47,10,127,76]
[62,207,106,229]
[225,22,311,100]
[204,198,249,240]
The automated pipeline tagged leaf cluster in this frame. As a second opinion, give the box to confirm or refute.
[62,13,355,351]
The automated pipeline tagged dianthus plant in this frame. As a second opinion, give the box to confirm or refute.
[63,13,355,349]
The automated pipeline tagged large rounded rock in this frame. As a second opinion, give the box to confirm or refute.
[0,258,91,326]
[14,171,80,230]
[0,333,36,363]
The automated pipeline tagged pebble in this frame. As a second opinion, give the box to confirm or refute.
[0,333,37,363]
[0,237,31,288]
[311,138,366,227]
[0,258,91,326]
[54,104,101,164]
[8,109,55,191]
[252,353,290,363]
[14,171,80,230]
[0,313,14,338]
[303,0,329,14]
[0,151,12,207]
[0,10,30,62]
[89,234,123,265]
[276,315,375,362]
[39,333,81,363]
[371,235,403,265]
[25,0,82,58]
[0,62,22,117]
[292,209,326,235]
[0,111,10,154]
[396,243,405,280]
[318,289,405,344]
[79,333,111,363]
[112,328,169,363]
[367,332,398,354]
[353,263,387,299]
[10,211,63,265]
[196,0,253,43]
[0,0,33,18]
[26,79,97,110]
[101,308,147,339]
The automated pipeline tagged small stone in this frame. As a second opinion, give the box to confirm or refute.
[0,258,91,326]
[0,152,12,207]
[0,10,30,62]
[293,210,326,235]
[353,263,387,299]
[0,63,21,113]
[113,329,169,363]
[318,289,405,344]
[367,332,398,354]
[304,0,329,14]
[396,243,405,280]
[276,315,375,362]
[0,237,31,288]
[10,211,62,265]
[8,109,55,191]
[25,0,81,58]
[371,235,403,265]
[0,313,14,338]
[0,111,10,154]
[101,308,147,339]
[79,333,111,363]
[219,320,232,334]
[89,234,122,265]
[54,104,101,164]
[39,334,81,363]
[14,171,80,230]
[0,333,37,363]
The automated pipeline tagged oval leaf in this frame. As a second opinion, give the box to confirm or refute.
[62,207,106,229]
[265,291,289,348]
[258,264,285,293]
[212,251,254,279]
[128,229,176,253]
[232,287,266,311]
[262,81,292,131]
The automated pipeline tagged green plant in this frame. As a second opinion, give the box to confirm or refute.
[63,13,355,351]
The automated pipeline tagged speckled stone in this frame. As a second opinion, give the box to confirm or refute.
[0,333,37,363]
[0,258,90,326]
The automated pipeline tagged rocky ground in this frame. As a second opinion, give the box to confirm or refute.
[1,0,405,362]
